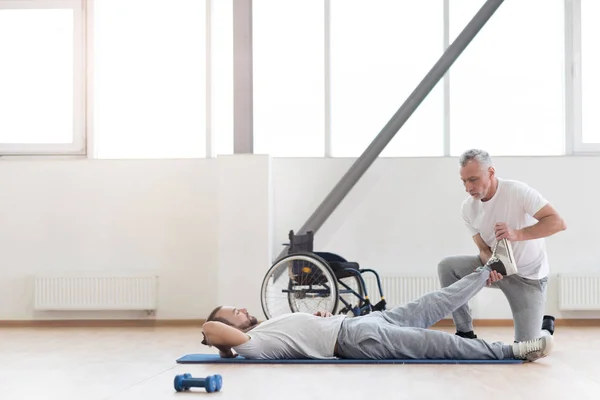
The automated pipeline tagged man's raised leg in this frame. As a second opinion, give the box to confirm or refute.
[437,255,483,336]
[380,264,491,329]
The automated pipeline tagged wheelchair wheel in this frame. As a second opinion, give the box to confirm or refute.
[336,276,365,315]
[260,252,339,320]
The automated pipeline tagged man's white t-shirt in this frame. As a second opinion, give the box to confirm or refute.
[461,177,550,279]
[232,313,346,359]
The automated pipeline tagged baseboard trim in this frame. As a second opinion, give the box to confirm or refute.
[0,319,205,328]
[1,318,600,328]
[433,318,600,328]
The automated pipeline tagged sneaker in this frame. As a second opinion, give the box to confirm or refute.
[485,238,518,276]
[512,335,554,362]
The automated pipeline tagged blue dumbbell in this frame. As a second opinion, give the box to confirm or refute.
[174,373,223,392]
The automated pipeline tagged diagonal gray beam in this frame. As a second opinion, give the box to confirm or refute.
[277,0,505,260]
[233,0,254,154]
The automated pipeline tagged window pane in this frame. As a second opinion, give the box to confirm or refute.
[581,0,600,143]
[0,9,73,144]
[330,0,444,157]
[212,0,234,156]
[253,0,325,157]
[93,0,206,159]
[449,0,564,156]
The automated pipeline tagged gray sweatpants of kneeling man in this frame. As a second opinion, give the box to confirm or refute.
[336,266,514,360]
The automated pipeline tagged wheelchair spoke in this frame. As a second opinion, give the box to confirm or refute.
[260,253,339,319]
[260,252,385,320]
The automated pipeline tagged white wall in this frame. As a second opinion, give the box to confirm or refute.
[0,159,218,320]
[273,156,600,320]
[217,155,273,321]
[2,155,599,321]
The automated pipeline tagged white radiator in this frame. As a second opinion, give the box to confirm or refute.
[363,276,440,308]
[34,276,159,311]
[558,274,600,310]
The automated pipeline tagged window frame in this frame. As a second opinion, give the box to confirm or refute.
[0,0,86,156]
[0,0,596,158]
[568,0,600,154]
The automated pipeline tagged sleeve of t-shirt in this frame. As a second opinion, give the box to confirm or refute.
[233,334,263,359]
[519,183,549,217]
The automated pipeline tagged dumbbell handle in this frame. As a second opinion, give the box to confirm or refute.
[181,377,208,386]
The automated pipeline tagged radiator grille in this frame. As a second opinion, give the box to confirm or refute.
[558,274,600,310]
[363,276,440,308]
[34,276,159,311]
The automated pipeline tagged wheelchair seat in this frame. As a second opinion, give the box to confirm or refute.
[314,251,360,279]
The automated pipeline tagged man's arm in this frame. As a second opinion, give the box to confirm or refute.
[472,233,492,264]
[202,321,250,358]
[516,203,567,241]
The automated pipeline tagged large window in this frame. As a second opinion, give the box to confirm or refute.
[580,0,600,146]
[330,0,444,157]
[211,0,234,156]
[2,1,599,159]
[252,0,325,157]
[448,0,565,156]
[0,0,84,155]
[92,0,207,159]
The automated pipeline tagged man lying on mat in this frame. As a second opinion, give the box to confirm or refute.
[201,254,554,363]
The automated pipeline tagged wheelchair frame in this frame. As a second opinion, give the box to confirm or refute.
[260,230,387,319]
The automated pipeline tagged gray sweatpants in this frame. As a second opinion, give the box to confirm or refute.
[336,267,514,360]
[438,255,548,342]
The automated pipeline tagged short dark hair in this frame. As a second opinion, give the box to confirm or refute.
[206,306,224,323]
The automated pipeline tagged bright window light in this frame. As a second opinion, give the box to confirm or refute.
[93,0,207,159]
[252,0,325,157]
[449,0,565,156]
[0,8,77,147]
[581,0,600,144]
[330,0,444,157]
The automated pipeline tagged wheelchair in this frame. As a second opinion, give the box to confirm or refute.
[260,230,387,320]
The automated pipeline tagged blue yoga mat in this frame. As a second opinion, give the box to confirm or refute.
[176,354,522,365]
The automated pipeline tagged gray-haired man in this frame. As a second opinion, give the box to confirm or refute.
[438,149,567,342]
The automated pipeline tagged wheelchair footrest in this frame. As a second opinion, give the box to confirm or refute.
[372,299,387,311]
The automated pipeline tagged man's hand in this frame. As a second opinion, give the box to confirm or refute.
[218,348,237,358]
[486,270,504,287]
[313,310,333,318]
[494,222,521,241]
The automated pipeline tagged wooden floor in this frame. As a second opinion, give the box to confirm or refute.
[1,325,598,399]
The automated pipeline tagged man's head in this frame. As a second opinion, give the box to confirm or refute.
[201,306,259,348]
[204,305,259,331]
[459,149,497,201]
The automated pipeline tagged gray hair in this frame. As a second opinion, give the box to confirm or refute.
[459,149,492,169]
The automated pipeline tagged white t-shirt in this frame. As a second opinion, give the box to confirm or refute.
[461,178,550,279]
[232,313,346,359]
